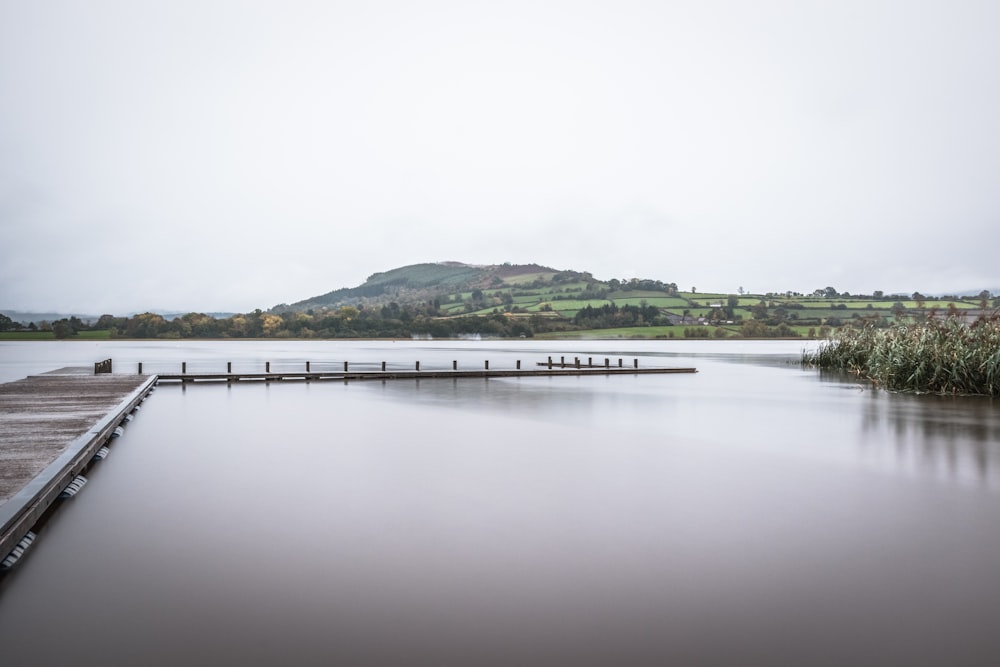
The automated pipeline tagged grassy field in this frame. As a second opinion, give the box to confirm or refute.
[607,290,679,299]
[0,330,112,341]
[537,323,827,340]
[0,331,57,340]
[423,271,995,339]
[679,291,727,299]
[9,275,991,342]
[607,296,691,308]
[500,271,556,285]
[536,326,681,339]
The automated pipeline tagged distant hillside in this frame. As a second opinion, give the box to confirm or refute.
[276,261,999,316]
[952,288,1000,298]
[274,262,582,312]
[0,310,100,325]
[0,309,236,324]
[156,311,237,321]
[8,262,994,340]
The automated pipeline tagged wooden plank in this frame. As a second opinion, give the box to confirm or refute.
[1,369,155,562]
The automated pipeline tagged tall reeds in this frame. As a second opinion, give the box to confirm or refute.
[802,314,1000,396]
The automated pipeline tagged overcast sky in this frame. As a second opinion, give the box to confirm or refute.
[2,0,998,314]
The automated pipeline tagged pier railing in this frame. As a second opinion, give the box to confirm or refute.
[127,357,696,382]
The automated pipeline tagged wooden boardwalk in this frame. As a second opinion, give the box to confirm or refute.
[150,356,696,383]
[1,368,155,566]
[155,366,697,383]
[2,358,694,567]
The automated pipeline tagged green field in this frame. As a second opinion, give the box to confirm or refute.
[536,323,826,340]
[606,290,674,299]
[501,271,556,285]
[0,331,57,340]
[0,330,112,341]
[7,273,990,343]
[510,294,543,305]
[535,326,677,339]
[407,276,992,333]
[677,291,732,300]
[609,296,690,308]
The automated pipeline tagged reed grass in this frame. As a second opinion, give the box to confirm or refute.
[802,315,1000,396]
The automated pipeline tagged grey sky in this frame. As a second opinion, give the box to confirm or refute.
[2,0,998,314]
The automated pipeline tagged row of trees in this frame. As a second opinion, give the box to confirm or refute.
[9,287,993,340]
[1,314,90,338]
[28,306,576,339]
[573,303,665,328]
[813,287,995,303]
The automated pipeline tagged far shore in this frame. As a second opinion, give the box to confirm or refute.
[1,330,822,342]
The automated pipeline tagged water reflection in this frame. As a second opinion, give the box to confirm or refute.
[2,341,1000,666]
[372,376,603,421]
[860,392,1000,485]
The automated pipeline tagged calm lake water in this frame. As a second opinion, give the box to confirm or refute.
[1,339,999,666]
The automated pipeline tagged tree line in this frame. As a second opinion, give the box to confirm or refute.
[11,304,579,339]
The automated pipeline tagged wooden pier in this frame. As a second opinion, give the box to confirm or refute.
[151,358,697,383]
[155,367,697,382]
[1,368,155,568]
[2,357,694,568]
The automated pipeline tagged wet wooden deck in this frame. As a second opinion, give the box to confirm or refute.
[1,369,155,564]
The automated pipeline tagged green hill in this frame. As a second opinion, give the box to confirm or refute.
[15,261,993,340]
[276,262,585,312]
[264,261,997,340]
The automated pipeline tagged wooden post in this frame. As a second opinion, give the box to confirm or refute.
[453,360,457,370]
[561,356,565,366]
[306,361,311,372]
[381,361,386,372]
[517,360,521,370]
[227,361,232,373]
[182,362,186,374]
[619,358,623,367]
[634,359,639,368]
[575,357,580,369]
[266,361,270,373]
[605,358,609,369]
[548,357,552,369]
[344,361,349,372]
[588,357,592,366]
[485,360,489,370]
[416,361,420,371]
[138,362,143,374]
